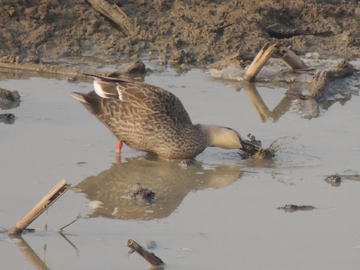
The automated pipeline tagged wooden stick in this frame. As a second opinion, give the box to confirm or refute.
[58,213,82,232]
[0,61,107,78]
[8,180,71,235]
[87,0,133,36]
[281,68,315,74]
[275,46,308,69]
[243,42,280,82]
[127,239,164,266]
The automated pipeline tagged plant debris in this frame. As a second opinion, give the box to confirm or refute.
[124,183,155,202]
[325,173,342,187]
[277,204,316,213]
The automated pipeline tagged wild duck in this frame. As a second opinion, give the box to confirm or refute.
[71,75,251,159]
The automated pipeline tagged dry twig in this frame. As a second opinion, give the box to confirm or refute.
[127,239,165,266]
[58,213,82,232]
[87,0,133,36]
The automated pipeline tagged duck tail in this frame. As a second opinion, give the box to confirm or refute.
[70,92,88,103]
[71,91,104,116]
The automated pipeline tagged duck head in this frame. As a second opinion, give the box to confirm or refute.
[199,125,243,149]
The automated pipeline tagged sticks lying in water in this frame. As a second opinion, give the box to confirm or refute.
[0,56,146,79]
[127,239,165,266]
[243,42,309,82]
[243,43,355,120]
[0,56,106,78]
[243,43,280,82]
[8,180,71,235]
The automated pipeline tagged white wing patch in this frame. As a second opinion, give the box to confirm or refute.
[94,79,108,98]
[116,84,123,101]
[93,79,120,99]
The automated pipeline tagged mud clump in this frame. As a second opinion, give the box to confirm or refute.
[0,88,20,110]
[0,87,20,102]
[277,204,316,213]
[325,173,342,187]
[124,183,155,202]
[0,113,15,124]
[1,0,360,64]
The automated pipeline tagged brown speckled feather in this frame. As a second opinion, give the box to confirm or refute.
[71,76,209,159]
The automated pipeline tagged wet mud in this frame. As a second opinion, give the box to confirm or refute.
[1,0,360,64]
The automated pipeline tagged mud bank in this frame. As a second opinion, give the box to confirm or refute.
[1,0,360,64]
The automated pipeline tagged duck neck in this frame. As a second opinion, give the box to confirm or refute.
[197,124,242,149]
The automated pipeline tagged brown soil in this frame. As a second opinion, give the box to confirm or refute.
[1,0,360,65]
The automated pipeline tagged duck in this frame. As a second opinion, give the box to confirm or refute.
[71,74,250,159]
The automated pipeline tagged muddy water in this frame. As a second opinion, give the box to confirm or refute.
[1,62,360,269]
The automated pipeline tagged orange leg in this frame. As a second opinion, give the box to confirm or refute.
[116,141,123,153]
[116,141,123,164]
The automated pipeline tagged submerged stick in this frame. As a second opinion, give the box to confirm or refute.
[310,59,354,101]
[127,239,164,266]
[58,213,82,232]
[8,180,71,235]
[243,42,280,82]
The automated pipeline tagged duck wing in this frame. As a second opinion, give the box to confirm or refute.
[86,74,193,126]
[116,80,193,126]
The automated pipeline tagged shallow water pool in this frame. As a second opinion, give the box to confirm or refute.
[1,61,360,270]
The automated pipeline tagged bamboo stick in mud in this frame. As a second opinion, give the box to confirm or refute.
[8,180,71,235]
[243,42,280,82]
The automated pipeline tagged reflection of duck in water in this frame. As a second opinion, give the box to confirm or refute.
[71,75,251,159]
[73,155,243,220]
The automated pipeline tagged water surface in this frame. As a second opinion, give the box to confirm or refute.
[1,61,360,269]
